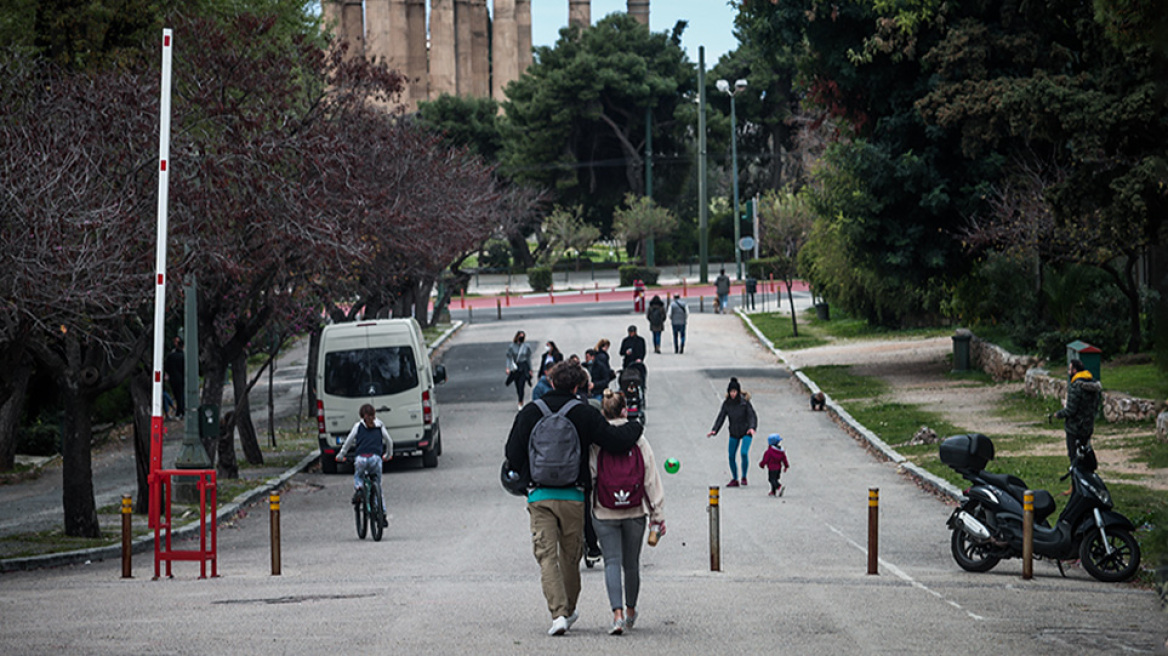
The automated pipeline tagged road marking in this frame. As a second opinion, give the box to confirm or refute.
[826,522,985,621]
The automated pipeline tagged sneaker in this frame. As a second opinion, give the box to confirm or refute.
[381,516,388,528]
[778,484,784,497]
[565,610,579,630]
[726,479,740,488]
[585,551,601,568]
[548,616,568,636]
[740,477,748,486]
[624,608,637,629]
[768,490,776,497]
[518,402,524,411]
[608,618,625,635]
[351,490,361,505]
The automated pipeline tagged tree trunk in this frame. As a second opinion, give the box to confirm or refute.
[217,410,238,479]
[508,233,534,268]
[786,280,799,338]
[232,353,263,466]
[59,383,100,538]
[414,279,434,326]
[128,369,153,514]
[0,356,32,472]
[306,328,321,414]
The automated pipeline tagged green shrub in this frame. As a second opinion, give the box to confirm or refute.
[17,419,60,456]
[619,265,659,287]
[482,240,512,269]
[93,381,132,425]
[527,266,552,292]
[746,257,783,281]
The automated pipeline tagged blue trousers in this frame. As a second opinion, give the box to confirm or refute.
[727,435,753,479]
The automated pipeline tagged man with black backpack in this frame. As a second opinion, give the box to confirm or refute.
[504,361,643,636]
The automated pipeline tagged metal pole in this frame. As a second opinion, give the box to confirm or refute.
[868,487,879,575]
[1022,490,1034,580]
[270,493,281,576]
[497,298,502,320]
[121,494,133,579]
[730,93,741,281]
[708,485,721,571]
[697,47,709,284]
[753,193,760,261]
[645,105,655,269]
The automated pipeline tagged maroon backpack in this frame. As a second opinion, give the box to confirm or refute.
[595,444,646,510]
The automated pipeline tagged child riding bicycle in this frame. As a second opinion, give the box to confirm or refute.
[336,403,394,527]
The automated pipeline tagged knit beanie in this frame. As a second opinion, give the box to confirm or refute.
[727,377,741,394]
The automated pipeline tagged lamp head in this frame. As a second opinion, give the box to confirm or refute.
[715,79,730,94]
[735,79,748,92]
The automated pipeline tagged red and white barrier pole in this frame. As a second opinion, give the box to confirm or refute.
[148,28,174,530]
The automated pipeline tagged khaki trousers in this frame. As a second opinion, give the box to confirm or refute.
[527,499,584,619]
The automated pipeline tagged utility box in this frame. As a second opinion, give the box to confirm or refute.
[198,404,220,440]
[952,329,973,372]
[1066,340,1102,382]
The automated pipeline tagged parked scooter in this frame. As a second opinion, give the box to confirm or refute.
[939,433,1141,582]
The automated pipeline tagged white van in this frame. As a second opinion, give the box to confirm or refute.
[315,318,447,473]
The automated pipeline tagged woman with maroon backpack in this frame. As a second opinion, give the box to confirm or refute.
[590,389,666,635]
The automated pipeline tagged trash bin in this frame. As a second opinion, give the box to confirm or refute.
[952,329,973,372]
[1066,340,1102,382]
[815,302,830,321]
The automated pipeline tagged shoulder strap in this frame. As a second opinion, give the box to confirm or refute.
[534,399,552,417]
[555,399,581,417]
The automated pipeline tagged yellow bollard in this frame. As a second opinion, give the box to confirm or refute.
[1022,490,1034,580]
[270,493,281,576]
[868,487,879,575]
[121,494,133,579]
[708,486,721,572]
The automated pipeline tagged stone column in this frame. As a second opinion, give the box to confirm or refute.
[430,0,457,98]
[568,0,591,30]
[516,0,532,73]
[455,0,474,96]
[406,0,428,106]
[470,0,490,98]
[365,0,407,71]
[628,0,649,25]
[338,0,365,58]
[492,0,518,103]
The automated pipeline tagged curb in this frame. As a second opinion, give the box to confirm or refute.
[736,309,963,502]
[0,451,320,573]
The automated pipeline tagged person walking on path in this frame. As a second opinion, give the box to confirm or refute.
[715,269,731,314]
[505,331,534,410]
[590,389,665,635]
[759,434,790,497]
[646,295,666,354]
[335,403,393,527]
[619,325,646,369]
[668,294,688,354]
[538,341,563,379]
[589,339,615,399]
[1054,358,1102,466]
[504,362,644,636]
[707,378,758,487]
[164,336,185,418]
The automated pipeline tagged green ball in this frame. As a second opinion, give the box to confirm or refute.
[664,458,680,474]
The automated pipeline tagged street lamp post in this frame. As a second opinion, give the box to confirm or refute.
[717,78,748,280]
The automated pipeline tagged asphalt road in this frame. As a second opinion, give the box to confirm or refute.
[0,306,1164,655]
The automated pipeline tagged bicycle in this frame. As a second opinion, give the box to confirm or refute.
[339,456,387,542]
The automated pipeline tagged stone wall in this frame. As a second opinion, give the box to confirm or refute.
[1158,411,1168,443]
[1025,368,1165,423]
[970,336,1042,382]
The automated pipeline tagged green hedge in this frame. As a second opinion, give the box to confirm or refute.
[619,265,659,287]
[527,266,552,292]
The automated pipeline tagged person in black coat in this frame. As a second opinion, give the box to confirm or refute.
[619,325,646,369]
[706,378,758,487]
[589,339,614,399]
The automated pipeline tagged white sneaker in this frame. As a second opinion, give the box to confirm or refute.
[624,608,637,629]
[565,610,579,629]
[608,618,625,635]
[548,616,568,636]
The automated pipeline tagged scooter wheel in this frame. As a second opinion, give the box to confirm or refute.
[950,526,1000,573]
[1080,527,1140,582]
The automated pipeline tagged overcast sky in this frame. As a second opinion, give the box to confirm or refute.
[530,0,741,65]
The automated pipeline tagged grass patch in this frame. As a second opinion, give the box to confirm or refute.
[746,312,828,350]
[423,322,454,345]
[1101,362,1168,401]
[0,529,124,557]
[848,402,968,447]
[800,365,889,400]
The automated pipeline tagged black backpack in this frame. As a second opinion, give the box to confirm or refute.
[528,399,582,487]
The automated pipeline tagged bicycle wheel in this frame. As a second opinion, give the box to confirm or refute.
[355,485,369,540]
[371,495,385,542]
